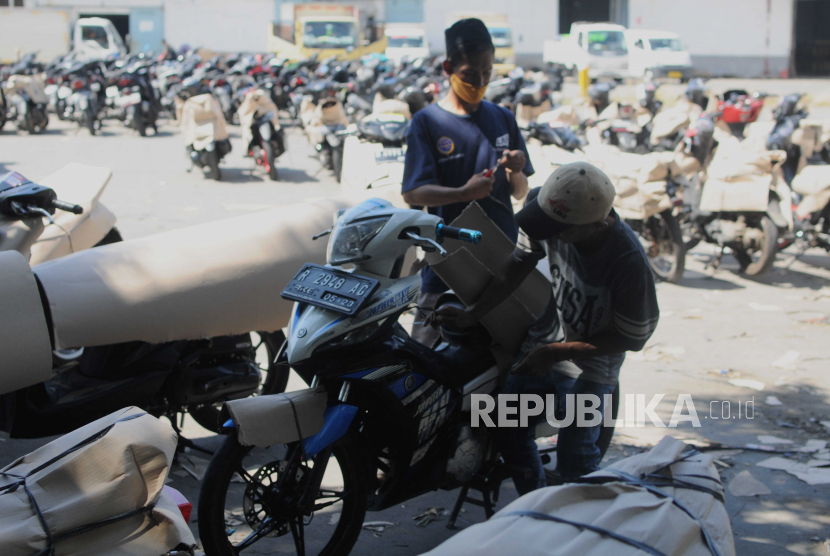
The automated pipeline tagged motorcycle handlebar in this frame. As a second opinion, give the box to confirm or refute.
[50,199,84,215]
[437,223,482,244]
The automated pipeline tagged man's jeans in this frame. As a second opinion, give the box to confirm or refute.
[495,370,617,495]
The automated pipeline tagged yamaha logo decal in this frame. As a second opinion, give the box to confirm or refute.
[297,328,307,338]
[404,374,417,391]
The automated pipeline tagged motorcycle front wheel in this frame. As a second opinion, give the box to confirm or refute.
[733,216,778,277]
[332,146,343,183]
[189,330,289,433]
[199,435,368,556]
[263,141,279,181]
[645,210,686,283]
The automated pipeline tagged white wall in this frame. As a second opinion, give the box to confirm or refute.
[423,0,557,57]
[628,0,792,58]
[165,0,274,52]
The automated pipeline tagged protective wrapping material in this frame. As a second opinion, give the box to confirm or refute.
[793,165,830,218]
[0,216,45,260]
[424,203,551,355]
[223,388,328,447]
[26,163,115,265]
[0,251,53,396]
[700,175,773,213]
[422,436,735,556]
[0,407,195,556]
[537,105,581,127]
[372,98,411,120]
[649,100,700,146]
[181,93,228,149]
[638,151,681,184]
[707,148,787,179]
[238,88,281,149]
[33,198,350,349]
[515,100,553,128]
[3,74,48,104]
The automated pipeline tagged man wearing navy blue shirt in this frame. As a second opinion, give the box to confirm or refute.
[402,18,534,346]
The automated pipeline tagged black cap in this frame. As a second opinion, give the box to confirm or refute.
[445,19,494,65]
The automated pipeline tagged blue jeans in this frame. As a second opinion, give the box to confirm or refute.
[495,370,617,495]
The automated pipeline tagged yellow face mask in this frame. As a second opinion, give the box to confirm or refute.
[450,74,487,105]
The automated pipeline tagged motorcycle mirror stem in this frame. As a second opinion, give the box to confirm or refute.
[312,228,332,240]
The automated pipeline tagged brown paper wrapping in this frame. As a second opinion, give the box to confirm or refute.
[33,198,351,349]
[0,407,194,556]
[237,88,281,149]
[224,388,328,447]
[0,251,53,396]
[422,436,735,556]
[181,93,229,149]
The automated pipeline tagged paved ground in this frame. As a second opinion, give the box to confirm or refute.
[2,79,830,555]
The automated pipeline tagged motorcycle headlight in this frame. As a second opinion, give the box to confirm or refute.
[317,317,387,352]
[327,216,389,265]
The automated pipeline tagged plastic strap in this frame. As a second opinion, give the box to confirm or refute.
[0,412,148,556]
[281,393,308,462]
[604,469,722,556]
[497,510,668,556]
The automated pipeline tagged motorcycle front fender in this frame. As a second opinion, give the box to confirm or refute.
[222,387,332,448]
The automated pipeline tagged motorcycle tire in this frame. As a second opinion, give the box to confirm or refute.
[821,145,830,165]
[733,216,778,277]
[0,110,5,131]
[199,435,368,556]
[263,141,279,181]
[136,111,147,137]
[208,149,222,181]
[86,113,96,136]
[332,146,343,183]
[23,110,35,134]
[647,211,686,283]
[188,330,289,433]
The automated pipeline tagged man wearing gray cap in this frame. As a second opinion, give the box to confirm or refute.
[429,161,659,493]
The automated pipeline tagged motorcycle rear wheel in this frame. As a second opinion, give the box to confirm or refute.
[208,149,222,181]
[199,435,368,556]
[189,330,289,433]
[332,146,343,183]
[646,210,686,283]
[733,216,778,277]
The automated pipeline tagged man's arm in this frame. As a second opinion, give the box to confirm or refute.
[508,169,528,200]
[402,171,494,207]
[512,330,643,376]
[427,245,542,328]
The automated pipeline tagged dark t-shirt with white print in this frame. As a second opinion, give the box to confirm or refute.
[520,211,660,385]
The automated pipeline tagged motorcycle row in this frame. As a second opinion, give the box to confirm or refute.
[522,79,830,282]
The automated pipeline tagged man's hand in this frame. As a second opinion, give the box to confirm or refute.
[425,305,478,330]
[511,343,570,376]
[501,150,527,173]
[460,171,495,201]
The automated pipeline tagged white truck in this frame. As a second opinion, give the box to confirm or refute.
[0,11,126,64]
[626,30,693,81]
[384,24,429,66]
[543,22,629,82]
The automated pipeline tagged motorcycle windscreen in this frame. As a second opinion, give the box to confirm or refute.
[0,251,53,396]
[33,199,350,349]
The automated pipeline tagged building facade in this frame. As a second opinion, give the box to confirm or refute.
[5,0,829,77]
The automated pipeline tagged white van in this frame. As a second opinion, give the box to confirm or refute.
[384,25,429,66]
[544,23,629,81]
[626,30,692,81]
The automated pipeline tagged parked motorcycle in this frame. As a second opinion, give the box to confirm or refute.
[239,88,287,181]
[716,89,766,138]
[2,74,49,134]
[307,97,349,181]
[56,60,106,135]
[680,116,788,276]
[181,93,232,180]
[109,60,161,136]
[197,199,618,556]
[0,170,290,438]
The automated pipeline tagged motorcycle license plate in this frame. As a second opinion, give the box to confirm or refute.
[117,92,141,107]
[106,86,119,98]
[374,148,405,164]
[281,263,379,316]
[668,71,683,79]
